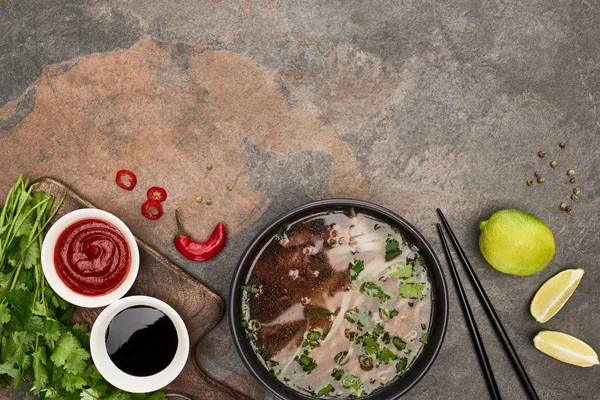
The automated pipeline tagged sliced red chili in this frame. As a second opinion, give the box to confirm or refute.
[147,186,168,202]
[115,170,137,190]
[173,210,226,262]
[141,199,163,220]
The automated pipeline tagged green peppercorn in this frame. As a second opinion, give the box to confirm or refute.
[538,151,546,158]
[534,171,542,178]
[566,206,573,213]
[195,196,203,203]
[567,169,575,177]
[527,179,534,186]
[206,199,213,205]
[550,160,557,168]
[573,188,581,195]
[571,194,578,201]
[537,177,545,184]
[226,183,234,191]
[206,164,213,170]
[560,203,568,210]
[559,142,566,149]
[570,177,577,183]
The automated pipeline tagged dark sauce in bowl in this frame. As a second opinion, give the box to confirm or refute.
[106,306,178,376]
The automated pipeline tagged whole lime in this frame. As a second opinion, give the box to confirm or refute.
[479,209,555,276]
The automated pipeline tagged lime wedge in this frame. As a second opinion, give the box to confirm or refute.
[534,331,599,367]
[530,269,583,323]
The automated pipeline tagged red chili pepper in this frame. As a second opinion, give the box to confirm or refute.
[141,199,163,220]
[147,186,167,202]
[174,210,226,262]
[115,170,137,190]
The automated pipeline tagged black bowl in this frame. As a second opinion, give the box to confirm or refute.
[229,199,448,400]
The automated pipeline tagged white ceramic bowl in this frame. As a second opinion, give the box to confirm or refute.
[90,295,190,393]
[41,208,139,308]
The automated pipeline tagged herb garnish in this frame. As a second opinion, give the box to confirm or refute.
[331,368,344,380]
[296,354,317,372]
[398,282,426,299]
[349,259,365,281]
[392,336,406,351]
[386,263,413,278]
[372,323,384,336]
[334,351,348,365]
[240,285,259,293]
[315,383,334,397]
[341,374,363,397]
[344,310,357,323]
[384,238,402,262]
[361,282,391,303]
[0,177,166,399]
[377,348,397,364]
[420,332,429,344]
[276,223,288,240]
[307,330,322,341]
[363,335,380,356]
[380,308,398,320]
[396,357,408,373]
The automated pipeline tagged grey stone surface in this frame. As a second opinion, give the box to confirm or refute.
[1,0,600,399]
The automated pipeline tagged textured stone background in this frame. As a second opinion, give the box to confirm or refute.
[1,0,599,399]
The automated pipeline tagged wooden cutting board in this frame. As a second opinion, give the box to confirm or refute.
[25,177,249,400]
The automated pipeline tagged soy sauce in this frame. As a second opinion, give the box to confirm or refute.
[106,306,178,376]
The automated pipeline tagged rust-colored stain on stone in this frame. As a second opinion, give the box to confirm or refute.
[239,0,252,16]
[1,36,368,255]
[261,0,280,11]
[296,32,315,46]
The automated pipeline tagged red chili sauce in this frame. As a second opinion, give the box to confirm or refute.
[54,219,131,296]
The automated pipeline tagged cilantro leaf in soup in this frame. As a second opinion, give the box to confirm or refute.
[342,374,363,397]
[398,282,426,299]
[350,259,365,281]
[372,323,384,336]
[307,331,321,341]
[417,255,427,266]
[276,223,288,240]
[382,332,391,344]
[386,263,413,278]
[297,354,317,372]
[361,281,391,303]
[344,310,357,323]
[380,308,398,321]
[420,332,429,344]
[385,238,402,262]
[315,383,334,397]
[363,335,380,356]
[331,368,344,380]
[377,348,397,364]
[240,285,259,294]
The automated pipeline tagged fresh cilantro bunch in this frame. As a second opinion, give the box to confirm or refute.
[0,176,166,400]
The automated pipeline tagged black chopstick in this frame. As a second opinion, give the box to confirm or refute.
[437,209,540,400]
[436,224,502,400]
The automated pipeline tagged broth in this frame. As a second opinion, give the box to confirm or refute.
[241,208,433,398]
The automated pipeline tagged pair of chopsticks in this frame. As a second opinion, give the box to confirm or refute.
[436,209,539,400]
